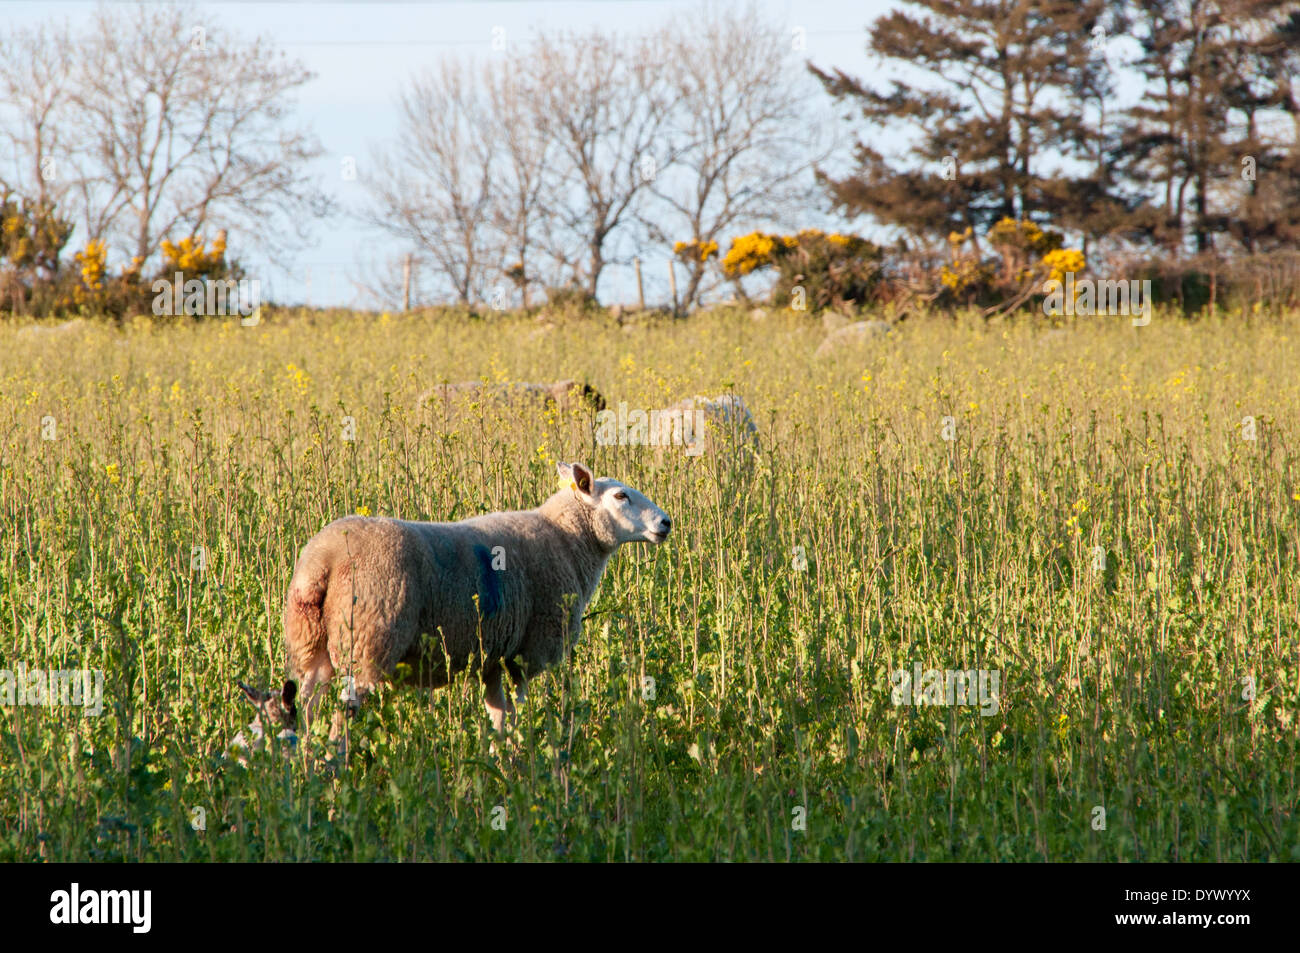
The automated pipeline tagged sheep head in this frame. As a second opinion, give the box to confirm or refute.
[237,679,299,731]
[556,461,672,548]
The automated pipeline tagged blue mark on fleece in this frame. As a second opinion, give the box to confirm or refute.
[473,543,502,617]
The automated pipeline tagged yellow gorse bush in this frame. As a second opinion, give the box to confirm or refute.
[74,239,107,291]
[798,228,875,256]
[673,239,719,263]
[941,219,1085,296]
[941,229,987,292]
[722,229,874,278]
[1042,247,1087,284]
[940,257,994,293]
[160,231,227,275]
[722,232,780,276]
[2,212,23,240]
[988,217,1060,256]
[722,228,882,310]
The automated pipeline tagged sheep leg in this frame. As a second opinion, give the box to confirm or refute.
[329,709,348,744]
[327,679,374,745]
[483,666,516,733]
[295,655,335,731]
[505,659,528,707]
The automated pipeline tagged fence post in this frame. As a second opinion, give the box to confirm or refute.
[668,260,678,316]
[634,257,645,311]
[402,254,412,312]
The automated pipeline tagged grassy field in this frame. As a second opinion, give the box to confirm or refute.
[1,306,1298,861]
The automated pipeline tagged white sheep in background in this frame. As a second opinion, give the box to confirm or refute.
[239,462,671,736]
[663,393,759,459]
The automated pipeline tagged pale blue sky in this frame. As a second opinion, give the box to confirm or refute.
[3,0,903,306]
[5,1,1155,307]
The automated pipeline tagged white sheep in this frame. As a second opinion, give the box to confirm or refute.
[240,462,671,736]
[662,393,759,459]
[596,394,758,459]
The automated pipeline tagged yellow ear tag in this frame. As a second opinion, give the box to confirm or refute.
[559,476,578,492]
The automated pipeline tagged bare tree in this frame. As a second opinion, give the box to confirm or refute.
[647,6,830,308]
[485,70,555,308]
[525,29,680,299]
[0,21,77,213]
[365,60,499,305]
[68,3,322,265]
[365,16,826,309]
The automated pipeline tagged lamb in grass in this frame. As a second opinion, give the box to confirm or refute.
[238,462,671,736]
[231,681,298,764]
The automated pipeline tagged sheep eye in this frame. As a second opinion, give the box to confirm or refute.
[613,490,628,501]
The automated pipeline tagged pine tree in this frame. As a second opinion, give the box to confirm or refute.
[1116,0,1299,254]
[812,0,1109,253]
[1224,3,1300,251]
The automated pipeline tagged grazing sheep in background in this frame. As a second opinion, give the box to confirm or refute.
[244,462,671,736]
[680,393,757,447]
[660,393,759,460]
[597,394,758,460]
[421,379,605,413]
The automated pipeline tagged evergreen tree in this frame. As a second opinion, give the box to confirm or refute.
[1116,0,1299,254]
[812,0,1108,254]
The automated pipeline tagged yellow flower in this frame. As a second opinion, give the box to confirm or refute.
[722,232,778,276]
[75,239,107,291]
[1041,248,1086,285]
[284,363,311,393]
[673,239,719,263]
[356,505,372,516]
[161,232,226,275]
[989,217,1060,254]
[940,258,993,292]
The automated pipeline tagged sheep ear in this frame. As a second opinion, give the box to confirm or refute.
[281,680,299,725]
[556,461,594,498]
[570,462,594,496]
[237,681,267,706]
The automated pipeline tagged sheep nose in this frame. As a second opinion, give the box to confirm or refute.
[659,516,672,532]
